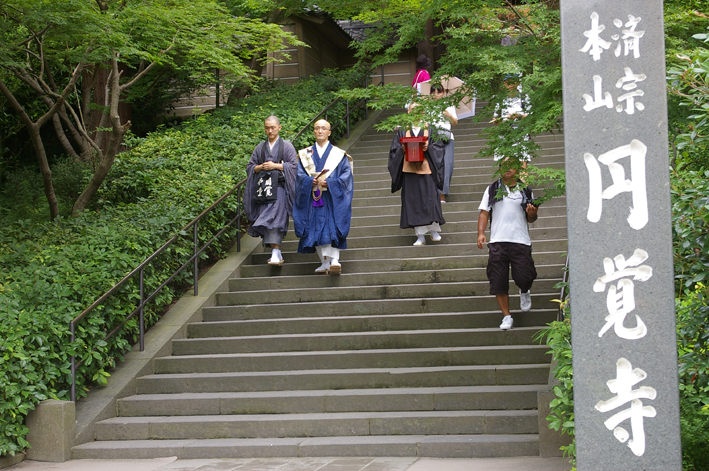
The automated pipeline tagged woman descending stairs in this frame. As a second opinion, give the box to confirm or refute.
[73,110,568,459]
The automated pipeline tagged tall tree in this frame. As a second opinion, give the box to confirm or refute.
[326,0,565,199]
[0,0,300,219]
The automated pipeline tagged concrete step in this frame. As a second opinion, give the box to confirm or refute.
[352,156,565,176]
[135,363,550,395]
[352,130,563,143]
[350,199,565,217]
[346,201,566,222]
[194,308,557,336]
[72,433,540,459]
[154,344,552,374]
[314,215,567,240]
[230,264,562,291]
[247,238,567,263]
[94,410,539,441]
[204,292,562,321]
[175,326,545,354]
[241,250,566,277]
[280,217,566,243]
[270,227,568,253]
[351,146,565,161]
[118,385,550,417]
[215,278,561,306]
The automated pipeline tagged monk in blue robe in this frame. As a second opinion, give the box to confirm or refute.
[293,119,354,275]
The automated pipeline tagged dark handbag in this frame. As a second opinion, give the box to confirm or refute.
[254,170,278,204]
[253,140,284,205]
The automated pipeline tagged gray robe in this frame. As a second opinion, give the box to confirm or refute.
[244,138,297,243]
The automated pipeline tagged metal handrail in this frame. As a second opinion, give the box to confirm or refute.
[70,183,246,401]
[557,253,570,322]
[69,68,381,402]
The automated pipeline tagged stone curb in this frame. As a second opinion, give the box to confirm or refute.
[72,235,261,450]
[0,454,24,470]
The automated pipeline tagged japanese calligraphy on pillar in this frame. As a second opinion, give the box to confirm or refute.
[560,1,681,469]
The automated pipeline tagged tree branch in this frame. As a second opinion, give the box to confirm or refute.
[36,60,86,129]
[120,45,174,91]
[504,0,538,39]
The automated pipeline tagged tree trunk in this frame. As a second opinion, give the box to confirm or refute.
[30,124,61,219]
[51,113,78,158]
[0,78,61,219]
[418,19,436,70]
[72,56,129,215]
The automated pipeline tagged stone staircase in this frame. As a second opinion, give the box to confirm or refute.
[73,110,567,459]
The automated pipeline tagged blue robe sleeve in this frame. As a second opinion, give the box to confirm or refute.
[293,157,313,238]
[326,155,354,239]
[281,141,298,217]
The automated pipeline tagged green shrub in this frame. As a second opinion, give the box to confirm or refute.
[680,398,709,471]
[0,68,367,456]
[535,300,575,466]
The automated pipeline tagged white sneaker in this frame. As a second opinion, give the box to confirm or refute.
[315,259,330,274]
[500,315,514,330]
[328,259,341,275]
[430,231,441,242]
[520,290,532,312]
[413,235,426,246]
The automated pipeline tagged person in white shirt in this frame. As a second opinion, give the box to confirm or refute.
[430,84,458,203]
[477,157,539,330]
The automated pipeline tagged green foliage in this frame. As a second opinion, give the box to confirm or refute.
[671,169,709,291]
[331,0,566,201]
[0,69,364,456]
[673,170,709,471]
[535,301,575,466]
[667,24,709,170]
[0,0,304,220]
[680,397,709,471]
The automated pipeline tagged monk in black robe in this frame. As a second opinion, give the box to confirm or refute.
[388,106,446,246]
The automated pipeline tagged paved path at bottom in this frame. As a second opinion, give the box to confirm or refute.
[9,456,571,471]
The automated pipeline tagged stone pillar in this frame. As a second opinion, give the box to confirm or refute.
[25,400,75,462]
[560,1,682,469]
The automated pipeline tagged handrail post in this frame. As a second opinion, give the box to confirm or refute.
[558,253,570,322]
[381,64,384,85]
[70,322,76,402]
[346,100,350,139]
[237,187,242,253]
[364,74,369,120]
[193,222,199,296]
[139,267,145,352]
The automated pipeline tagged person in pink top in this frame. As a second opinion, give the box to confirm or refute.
[412,55,431,93]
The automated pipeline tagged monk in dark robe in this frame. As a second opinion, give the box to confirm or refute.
[388,105,446,246]
[245,115,298,266]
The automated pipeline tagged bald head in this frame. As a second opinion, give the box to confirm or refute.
[264,116,281,143]
[313,119,331,146]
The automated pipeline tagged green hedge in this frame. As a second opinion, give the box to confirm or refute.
[0,68,366,456]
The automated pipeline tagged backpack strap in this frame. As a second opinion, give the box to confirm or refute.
[487,180,532,225]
